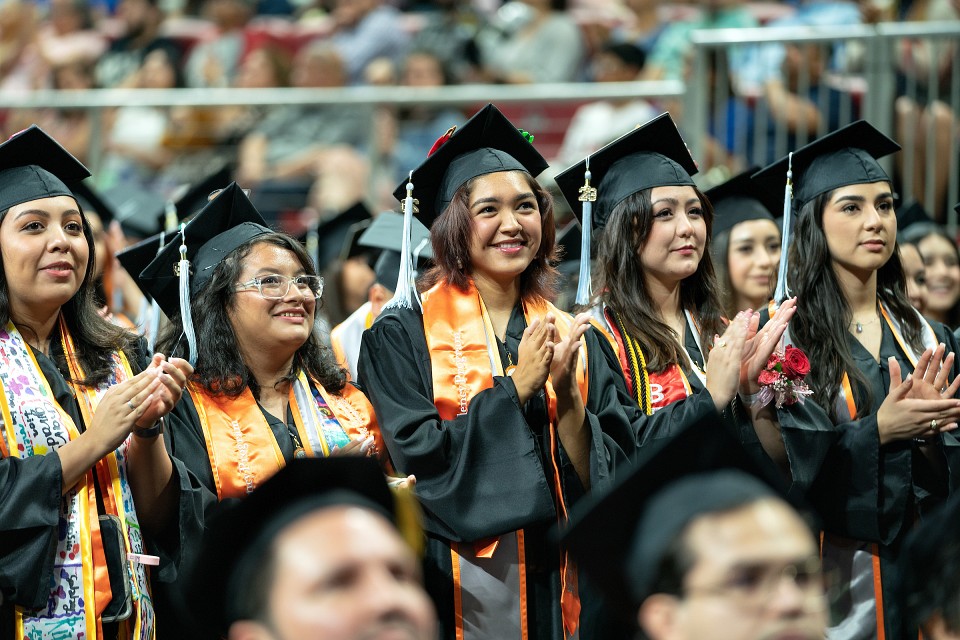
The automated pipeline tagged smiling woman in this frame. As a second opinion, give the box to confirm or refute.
[136,184,388,638]
[358,104,638,640]
[0,126,200,640]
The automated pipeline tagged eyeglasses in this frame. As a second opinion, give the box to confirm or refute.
[235,274,324,299]
[684,557,829,610]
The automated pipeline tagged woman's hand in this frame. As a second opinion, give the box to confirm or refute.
[331,436,376,457]
[387,474,417,491]
[88,370,166,456]
[134,355,193,432]
[705,312,749,410]
[903,344,960,401]
[549,313,591,399]
[740,297,798,394]
[513,315,555,406]
[877,356,960,444]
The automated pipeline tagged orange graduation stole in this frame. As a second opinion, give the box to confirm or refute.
[420,280,588,639]
[188,375,380,500]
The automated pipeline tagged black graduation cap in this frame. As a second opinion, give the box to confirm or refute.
[339,219,373,262]
[752,120,901,210]
[560,418,795,619]
[358,212,434,290]
[138,183,271,320]
[898,488,960,631]
[72,179,115,226]
[115,231,174,300]
[0,125,90,213]
[705,168,779,237]
[555,220,581,264]
[99,184,168,238]
[554,112,697,231]
[302,201,373,272]
[168,164,234,223]
[391,103,549,226]
[896,199,936,234]
[184,457,398,638]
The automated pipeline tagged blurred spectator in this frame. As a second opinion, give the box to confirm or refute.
[214,43,291,142]
[99,47,185,189]
[236,42,369,185]
[183,0,255,87]
[407,0,483,83]
[36,0,108,69]
[95,0,181,88]
[476,0,585,83]
[554,41,658,165]
[610,0,667,55]
[0,1,39,92]
[902,223,960,328]
[894,0,959,219]
[645,0,757,90]
[327,0,410,85]
[900,241,929,314]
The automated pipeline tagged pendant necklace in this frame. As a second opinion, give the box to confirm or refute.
[288,425,307,459]
[852,314,879,334]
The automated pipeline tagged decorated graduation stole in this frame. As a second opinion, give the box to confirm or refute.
[604,306,707,415]
[189,372,379,500]
[0,319,155,640]
[420,280,588,639]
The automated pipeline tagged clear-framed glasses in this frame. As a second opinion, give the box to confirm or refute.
[684,557,830,611]
[235,274,324,299]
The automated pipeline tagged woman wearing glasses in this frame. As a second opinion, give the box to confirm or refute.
[139,184,388,637]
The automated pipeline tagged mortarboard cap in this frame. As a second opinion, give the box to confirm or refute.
[0,125,90,214]
[168,164,234,224]
[115,231,175,300]
[898,487,960,632]
[72,179,115,226]
[302,201,373,272]
[339,219,374,262]
[359,212,434,290]
[554,112,697,232]
[705,168,779,237]
[752,120,900,210]
[560,418,795,618]
[138,183,271,320]
[185,457,399,638]
[100,184,167,238]
[392,103,549,227]
[555,220,581,264]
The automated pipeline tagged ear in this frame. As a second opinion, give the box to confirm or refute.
[368,282,391,315]
[638,594,682,640]
[228,620,275,640]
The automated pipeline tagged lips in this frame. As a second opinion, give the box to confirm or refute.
[41,261,74,271]
[274,308,306,319]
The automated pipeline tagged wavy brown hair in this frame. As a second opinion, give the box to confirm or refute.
[419,170,559,300]
[596,187,726,373]
[787,187,922,419]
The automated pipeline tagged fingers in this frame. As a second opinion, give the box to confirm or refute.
[912,346,936,383]
[945,372,960,398]
[888,356,903,393]
[891,375,913,398]
[933,351,955,393]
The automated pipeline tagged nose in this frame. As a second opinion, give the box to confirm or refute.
[675,211,695,237]
[499,209,522,234]
[862,205,883,230]
[47,226,72,252]
[359,567,423,624]
[756,247,775,269]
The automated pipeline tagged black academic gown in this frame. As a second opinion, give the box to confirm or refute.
[357,304,637,640]
[154,390,303,640]
[0,344,204,640]
[772,319,960,640]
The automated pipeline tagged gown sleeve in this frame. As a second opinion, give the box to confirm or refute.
[357,309,634,542]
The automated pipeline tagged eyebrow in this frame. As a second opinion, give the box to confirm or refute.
[471,192,536,207]
[652,198,701,207]
[14,208,81,220]
[833,192,894,204]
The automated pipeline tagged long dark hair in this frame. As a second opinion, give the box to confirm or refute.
[708,227,737,319]
[0,202,136,386]
[787,188,923,419]
[157,233,347,398]
[419,170,559,301]
[596,187,726,373]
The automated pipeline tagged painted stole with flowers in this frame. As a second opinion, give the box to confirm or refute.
[421,280,588,640]
[0,319,154,640]
[189,372,379,500]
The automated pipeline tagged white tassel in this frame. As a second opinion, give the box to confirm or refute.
[384,171,421,311]
[177,227,198,366]
[146,230,168,353]
[773,152,794,304]
[575,158,597,306]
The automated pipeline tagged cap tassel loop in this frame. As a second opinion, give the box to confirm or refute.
[384,171,421,312]
[773,152,794,304]
[575,157,597,307]
[176,226,198,366]
[146,230,167,353]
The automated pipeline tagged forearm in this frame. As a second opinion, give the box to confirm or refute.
[556,391,590,490]
[127,431,177,538]
[56,433,105,495]
[748,402,790,477]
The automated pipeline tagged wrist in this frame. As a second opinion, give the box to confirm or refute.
[134,417,164,439]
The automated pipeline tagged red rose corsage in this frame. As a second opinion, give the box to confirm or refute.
[753,345,813,409]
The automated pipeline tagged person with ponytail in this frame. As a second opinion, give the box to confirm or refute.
[751,121,960,639]
[357,104,637,640]
[553,114,793,450]
[0,126,199,640]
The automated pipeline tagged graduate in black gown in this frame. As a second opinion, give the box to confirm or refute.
[357,104,638,640]
[553,114,794,449]
[0,127,200,640]
[750,121,960,639]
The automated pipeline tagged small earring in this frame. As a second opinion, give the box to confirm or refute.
[456,258,463,270]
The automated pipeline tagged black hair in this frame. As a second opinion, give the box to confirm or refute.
[596,187,726,372]
[0,203,137,385]
[157,232,347,397]
[787,188,923,419]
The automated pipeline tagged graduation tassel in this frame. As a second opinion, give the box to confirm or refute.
[384,171,420,311]
[176,226,198,366]
[773,152,794,304]
[575,157,597,306]
[146,230,167,353]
